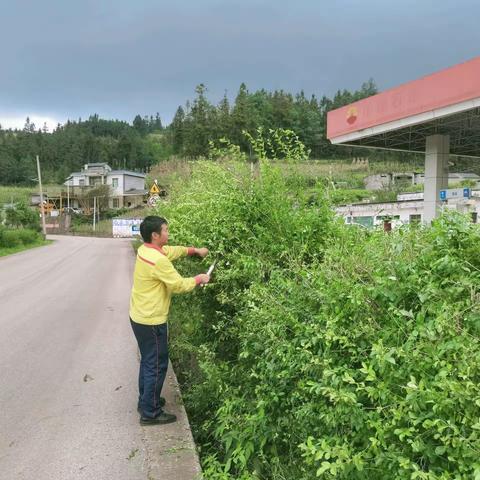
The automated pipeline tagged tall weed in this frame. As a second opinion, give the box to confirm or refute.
[157,132,480,479]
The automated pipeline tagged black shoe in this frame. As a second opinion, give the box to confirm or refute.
[140,411,177,425]
[137,397,165,414]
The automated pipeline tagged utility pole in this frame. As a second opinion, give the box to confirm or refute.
[93,196,96,231]
[67,181,70,210]
[36,155,47,236]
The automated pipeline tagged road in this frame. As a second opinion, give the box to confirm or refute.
[0,235,149,479]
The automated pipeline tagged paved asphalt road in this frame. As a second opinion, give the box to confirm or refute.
[0,235,150,480]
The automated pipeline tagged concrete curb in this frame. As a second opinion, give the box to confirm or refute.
[140,363,202,480]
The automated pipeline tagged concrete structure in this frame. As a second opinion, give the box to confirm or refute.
[363,171,479,190]
[64,163,147,209]
[328,56,480,223]
[337,200,424,228]
[364,172,423,190]
[336,195,479,228]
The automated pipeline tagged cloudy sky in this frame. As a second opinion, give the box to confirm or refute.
[1,0,479,130]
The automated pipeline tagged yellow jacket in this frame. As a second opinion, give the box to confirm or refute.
[129,243,200,325]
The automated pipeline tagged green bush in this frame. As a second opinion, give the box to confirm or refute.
[0,229,23,247]
[102,207,129,219]
[327,188,373,205]
[5,202,40,231]
[15,228,40,245]
[71,214,92,226]
[0,228,41,248]
[158,132,480,479]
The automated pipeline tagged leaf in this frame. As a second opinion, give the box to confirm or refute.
[399,309,414,318]
[316,461,331,476]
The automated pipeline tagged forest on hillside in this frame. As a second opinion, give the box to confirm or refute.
[0,80,378,185]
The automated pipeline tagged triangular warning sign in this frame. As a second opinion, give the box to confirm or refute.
[149,183,160,194]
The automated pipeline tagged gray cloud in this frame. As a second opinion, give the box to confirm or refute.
[1,0,479,126]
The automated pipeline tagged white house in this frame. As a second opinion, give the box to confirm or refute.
[336,193,479,228]
[64,163,147,209]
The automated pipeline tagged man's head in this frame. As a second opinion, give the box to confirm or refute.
[140,216,169,246]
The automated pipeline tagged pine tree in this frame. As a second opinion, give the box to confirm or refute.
[215,92,231,139]
[184,84,214,157]
[231,83,255,152]
[171,106,185,154]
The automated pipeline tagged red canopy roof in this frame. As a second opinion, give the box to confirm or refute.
[327,56,480,156]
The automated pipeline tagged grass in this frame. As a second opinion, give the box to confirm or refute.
[147,158,192,190]
[0,184,66,207]
[70,219,112,236]
[0,239,52,257]
[70,206,152,236]
[0,186,32,206]
[146,157,426,200]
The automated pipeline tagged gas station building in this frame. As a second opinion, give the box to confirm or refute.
[327,56,480,223]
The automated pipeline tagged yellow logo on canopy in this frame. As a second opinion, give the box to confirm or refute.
[346,107,358,125]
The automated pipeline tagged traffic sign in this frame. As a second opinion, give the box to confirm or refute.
[439,188,471,201]
[149,183,160,194]
[147,194,160,207]
[150,183,160,195]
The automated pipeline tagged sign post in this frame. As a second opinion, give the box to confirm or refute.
[148,179,161,207]
[36,155,47,236]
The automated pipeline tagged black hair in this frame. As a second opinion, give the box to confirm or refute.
[140,216,168,243]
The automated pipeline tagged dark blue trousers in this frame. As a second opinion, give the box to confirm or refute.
[130,319,168,418]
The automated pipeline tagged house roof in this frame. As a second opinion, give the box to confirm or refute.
[65,170,146,180]
[109,170,146,178]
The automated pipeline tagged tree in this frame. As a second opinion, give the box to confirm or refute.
[5,202,40,230]
[215,92,232,139]
[23,117,36,133]
[77,184,112,214]
[231,83,256,152]
[133,115,148,136]
[184,84,214,157]
[171,106,185,154]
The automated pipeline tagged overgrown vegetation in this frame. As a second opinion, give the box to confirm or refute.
[0,226,39,247]
[155,131,480,479]
[0,202,49,255]
[3,202,40,231]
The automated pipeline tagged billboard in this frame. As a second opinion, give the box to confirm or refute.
[112,218,142,238]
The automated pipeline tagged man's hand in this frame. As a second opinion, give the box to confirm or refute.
[195,247,209,258]
[196,274,210,285]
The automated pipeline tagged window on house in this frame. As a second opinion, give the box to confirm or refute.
[79,179,85,186]
[113,198,119,208]
[409,214,422,224]
[472,212,478,224]
[112,178,119,188]
[352,216,374,228]
[376,215,400,222]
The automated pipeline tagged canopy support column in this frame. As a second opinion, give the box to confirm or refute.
[424,134,449,223]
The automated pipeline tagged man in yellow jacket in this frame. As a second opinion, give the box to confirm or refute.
[130,216,210,425]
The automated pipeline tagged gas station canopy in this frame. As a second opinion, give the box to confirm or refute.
[327,56,480,222]
[327,56,480,158]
